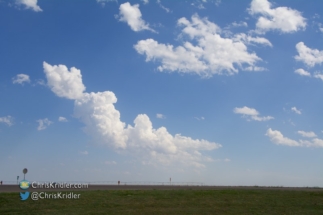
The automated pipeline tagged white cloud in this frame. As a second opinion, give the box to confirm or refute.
[157,0,171,13]
[294,68,311,77]
[224,158,231,162]
[244,66,266,72]
[248,0,306,34]
[266,128,323,148]
[118,2,155,32]
[314,72,323,81]
[15,0,42,12]
[58,116,68,122]
[43,61,86,100]
[96,0,117,7]
[36,118,52,131]
[156,113,165,119]
[141,0,149,4]
[234,33,273,47]
[79,151,88,155]
[234,106,274,121]
[297,131,317,138]
[295,42,323,67]
[12,74,30,85]
[266,128,300,146]
[0,116,13,126]
[230,21,248,28]
[291,107,301,115]
[194,117,205,121]
[215,0,221,6]
[45,62,221,168]
[134,14,269,77]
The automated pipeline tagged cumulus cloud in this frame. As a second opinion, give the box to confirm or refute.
[44,62,221,168]
[248,0,306,34]
[43,61,86,100]
[15,0,42,12]
[156,113,165,119]
[294,68,311,77]
[291,106,301,114]
[295,42,323,67]
[134,14,270,77]
[266,128,300,146]
[0,116,14,126]
[37,118,52,131]
[58,116,68,122]
[297,131,317,138]
[266,128,323,148]
[118,2,155,32]
[234,106,274,121]
[12,74,30,85]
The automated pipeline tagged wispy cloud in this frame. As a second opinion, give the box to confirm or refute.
[12,74,30,85]
[291,107,301,115]
[36,118,52,131]
[0,116,14,126]
[234,106,274,121]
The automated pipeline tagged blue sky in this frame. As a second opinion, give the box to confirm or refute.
[0,0,322,186]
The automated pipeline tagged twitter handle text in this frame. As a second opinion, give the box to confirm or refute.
[31,192,81,200]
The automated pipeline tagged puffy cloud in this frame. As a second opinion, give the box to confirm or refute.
[297,131,317,138]
[118,2,155,32]
[44,62,221,168]
[134,14,270,77]
[74,91,128,149]
[234,106,274,121]
[291,106,301,115]
[156,113,165,119]
[266,128,323,148]
[36,118,52,131]
[295,42,323,67]
[58,117,68,122]
[294,68,311,77]
[12,74,30,85]
[248,0,306,34]
[0,116,14,126]
[266,128,300,146]
[43,62,86,100]
[15,0,42,12]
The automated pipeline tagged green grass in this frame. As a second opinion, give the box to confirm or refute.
[0,189,323,215]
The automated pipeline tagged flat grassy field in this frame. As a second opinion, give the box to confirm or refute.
[0,189,322,215]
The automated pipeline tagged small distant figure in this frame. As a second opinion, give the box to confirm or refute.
[118,180,120,185]
[0,181,2,185]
